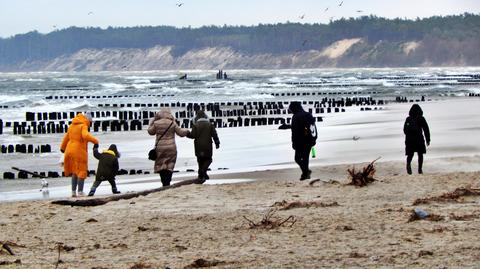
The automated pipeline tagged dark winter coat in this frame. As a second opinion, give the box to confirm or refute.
[148,109,189,172]
[289,102,316,150]
[93,144,119,181]
[188,111,220,158]
[404,104,430,155]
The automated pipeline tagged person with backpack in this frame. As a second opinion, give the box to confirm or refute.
[404,104,430,174]
[88,144,121,196]
[187,110,220,184]
[289,102,317,181]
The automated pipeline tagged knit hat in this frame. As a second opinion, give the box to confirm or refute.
[84,112,93,122]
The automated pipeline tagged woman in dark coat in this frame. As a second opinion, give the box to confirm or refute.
[148,108,189,186]
[187,110,220,183]
[289,102,317,181]
[404,104,430,174]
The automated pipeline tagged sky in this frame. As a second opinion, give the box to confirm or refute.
[0,0,479,38]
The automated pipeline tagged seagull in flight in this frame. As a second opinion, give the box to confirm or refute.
[299,14,305,19]
[324,7,329,12]
[356,10,363,13]
[176,3,184,7]
[338,1,344,6]
[88,11,94,15]
[302,40,308,46]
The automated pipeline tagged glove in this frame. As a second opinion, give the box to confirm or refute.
[215,144,220,149]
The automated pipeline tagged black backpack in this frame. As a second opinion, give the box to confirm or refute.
[405,117,421,134]
[304,123,318,146]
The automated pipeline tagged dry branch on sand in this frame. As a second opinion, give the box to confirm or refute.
[412,187,480,205]
[347,158,380,187]
[272,200,339,210]
[0,241,25,256]
[309,179,340,186]
[51,179,198,207]
[243,209,296,230]
[449,213,480,221]
[183,258,226,269]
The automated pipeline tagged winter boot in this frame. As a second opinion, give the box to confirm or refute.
[406,163,412,175]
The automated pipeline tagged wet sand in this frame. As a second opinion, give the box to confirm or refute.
[1,156,480,268]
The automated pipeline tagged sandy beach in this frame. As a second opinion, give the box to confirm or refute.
[1,156,480,268]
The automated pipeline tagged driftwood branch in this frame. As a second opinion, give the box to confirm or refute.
[243,209,296,229]
[1,243,14,255]
[347,157,380,187]
[51,179,198,207]
[413,187,480,205]
[11,166,47,178]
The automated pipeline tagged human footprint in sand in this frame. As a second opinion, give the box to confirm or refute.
[60,112,99,197]
[289,102,317,181]
[187,110,220,184]
[404,104,430,174]
[148,108,190,186]
[88,144,121,196]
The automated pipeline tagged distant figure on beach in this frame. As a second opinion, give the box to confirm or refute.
[88,144,121,196]
[404,104,430,174]
[60,112,99,197]
[289,102,317,181]
[187,110,220,183]
[179,73,187,80]
[148,108,189,186]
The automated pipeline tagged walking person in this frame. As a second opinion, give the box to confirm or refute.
[289,102,317,181]
[60,112,99,197]
[404,104,430,174]
[88,144,121,196]
[187,110,220,183]
[148,108,189,186]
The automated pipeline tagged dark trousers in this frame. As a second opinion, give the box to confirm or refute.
[406,152,424,174]
[197,156,212,180]
[294,147,310,175]
[159,170,173,186]
[89,178,118,195]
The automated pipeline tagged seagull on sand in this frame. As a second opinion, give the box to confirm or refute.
[40,178,49,191]
[352,135,360,141]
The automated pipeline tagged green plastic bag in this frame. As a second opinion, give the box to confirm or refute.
[311,147,316,158]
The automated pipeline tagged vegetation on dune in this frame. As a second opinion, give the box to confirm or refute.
[0,13,479,68]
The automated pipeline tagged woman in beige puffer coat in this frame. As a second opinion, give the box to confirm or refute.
[148,108,189,186]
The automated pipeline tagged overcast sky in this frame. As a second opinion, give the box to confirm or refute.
[0,0,479,38]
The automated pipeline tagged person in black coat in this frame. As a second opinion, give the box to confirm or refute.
[88,144,121,196]
[187,110,220,183]
[404,104,430,174]
[289,102,317,180]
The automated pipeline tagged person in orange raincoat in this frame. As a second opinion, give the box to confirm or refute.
[60,112,99,197]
